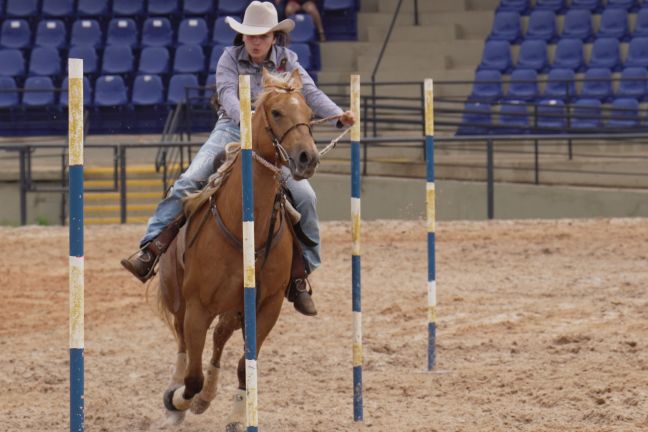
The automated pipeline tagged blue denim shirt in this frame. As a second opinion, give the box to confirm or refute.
[216,44,343,125]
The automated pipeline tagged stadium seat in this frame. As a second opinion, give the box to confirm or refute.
[477,40,512,72]
[488,11,521,43]
[524,10,556,42]
[624,37,648,68]
[132,74,165,105]
[496,0,530,15]
[142,18,173,47]
[322,0,358,40]
[571,98,602,128]
[28,47,62,76]
[470,70,503,101]
[6,0,39,17]
[1,20,31,49]
[0,49,25,77]
[112,0,145,16]
[580,67,613,100]
[35,20,67,49]
[172,44,205,74]
[101,45,135,74]
[218,0,247,16]
[178,18,208,45]
[607,97,640,128]
[0,76,19,108]
[106,18,138,48]
[497,101,529,134]
[138,46,170,74]
[290,43,313,70]
[68,46,99,75]
[323,0,356,11]
[167,73,200,104]
[77,0,109,16]
[183,0,213,16]
[633,8,648,37]
[42,0,75,18]
[213,16,238,45]
[617,67,647,99]
[70,20,102,48]
[457,101,493,135]
[204,72,216,99]
[290,14,317,43]
[606,0,639,11]
[588,38,621,70]
[536,99,566,130]
[516,40,548,72]
[208,44,226,72]
[23,76,55,106]
[534,0,566,14]
[94,75,129,106]
[60,76,92,106]
[543,68,576,100]
[148,0,179,15]
[561,9,593,41]
[596,8,629,40]
[570,0,603,12]
[506,68,538,100]
[552,38,584,71]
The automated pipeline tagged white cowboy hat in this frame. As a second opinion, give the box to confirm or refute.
[225,1,295,35]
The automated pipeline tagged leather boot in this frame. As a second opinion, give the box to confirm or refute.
[287,278,317,316]
[121,216,185,283]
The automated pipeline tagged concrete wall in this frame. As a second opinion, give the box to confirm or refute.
[0,182,63,225]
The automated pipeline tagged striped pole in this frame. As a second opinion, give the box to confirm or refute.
[68,58,84,432]
[424,79,436,371]
[350,74,363,422]
[239,75,258,432]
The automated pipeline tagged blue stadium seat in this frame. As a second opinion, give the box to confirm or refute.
[597,8,629,40]
[23,76,55,106]
[571,98,602,128]
[581,67,613,100]
[172,44,205,74]
[617,67,647,99]
[322,0,357,40]
[107,18,138,48]
[1,19,31,49]
[496,0,529,15]
[101,45,135,74]
[624,37,648,68]
[516,40,548,72]
[218,0,247,16]
[42,0,75,18]
[213,16,237,45]
[94,75,129,106]
[607,97,640,127]
[290,43,313,70]
[0,49,25,77]
[536,99,566,130]
[142,18,173,47]
[291,14,317,43]
[132,74,165,105]
[208,44,226,72]
[323,0,356,11]
[6,0,39,17]
[552,38,584,71]
[138,46,170,74]
[68,46,99,75]
[561,9,593,41]
[606,0,639,11]
[525,10,556,42]
[178,18,208,45]
[113,0,145,16]
[477,40,512,72]
[543,68,576,100]
[148,0,179,15]
[470,70,503,101]
[497,101,528,134]
[77,0,109,16]
[588,38,621,70]
[28,47,61,76]
[506,68,538,100]
[183,0,213,16]
[70,19,102,48]
[488,11,521,43]
[570,0,603,12]
[60,76,92,106]
[633,8,648,37]
[35,20,67,49]
[457,101,493,135]
[534,0,566,14]
[0,76,19,108]
[167,73,200,104]
[204,72,216,99]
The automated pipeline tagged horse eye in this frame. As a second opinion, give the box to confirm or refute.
[271,110,282,118]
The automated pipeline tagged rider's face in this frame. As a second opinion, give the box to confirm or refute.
[243,32,275,65]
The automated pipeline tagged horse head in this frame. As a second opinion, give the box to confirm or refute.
[254,68,319,180]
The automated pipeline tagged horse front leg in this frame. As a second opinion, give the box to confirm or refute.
[191,311,241,414]
[164,309,188,426]
[225,292,285,432]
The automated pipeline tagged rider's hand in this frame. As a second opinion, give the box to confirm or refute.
[339,110,356,127]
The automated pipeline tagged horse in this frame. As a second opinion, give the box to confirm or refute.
[155,68,319,430]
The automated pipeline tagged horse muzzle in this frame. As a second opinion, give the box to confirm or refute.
[291,147,320,180]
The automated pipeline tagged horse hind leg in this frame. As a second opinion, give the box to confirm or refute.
[191,312,241,415]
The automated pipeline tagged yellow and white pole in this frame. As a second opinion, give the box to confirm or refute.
[424,78,437,371]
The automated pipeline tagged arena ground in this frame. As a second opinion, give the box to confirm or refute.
[1,218,648,431]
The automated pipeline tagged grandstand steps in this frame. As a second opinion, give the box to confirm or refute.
[366,24,459,43]
[373,0,501,14]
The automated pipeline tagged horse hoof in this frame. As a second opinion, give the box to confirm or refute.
[225,422,245,432]
[163,387,192,412]
[190,397,211,415]
[163,409,186,427]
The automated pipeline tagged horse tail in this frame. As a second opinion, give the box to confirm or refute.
[154,280,178,339]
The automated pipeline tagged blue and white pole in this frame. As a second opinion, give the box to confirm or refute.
[239,75,258,432]
[68,58,84,432]
[350,74,363,422]
[424,79,437,371]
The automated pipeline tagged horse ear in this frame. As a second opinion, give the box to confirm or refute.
[262,67,274,88]
[289,69,303,91]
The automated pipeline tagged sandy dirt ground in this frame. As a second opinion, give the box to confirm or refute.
[1,219,648,432]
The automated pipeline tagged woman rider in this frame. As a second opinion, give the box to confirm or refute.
[121,1,355,316]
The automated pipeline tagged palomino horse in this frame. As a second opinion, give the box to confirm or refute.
[156,68,319,429]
